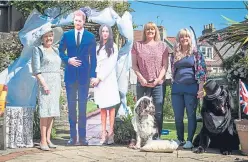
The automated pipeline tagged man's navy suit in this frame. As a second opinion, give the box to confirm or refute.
[59,29,96,141]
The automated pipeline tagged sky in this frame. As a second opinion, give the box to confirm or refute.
[129,1,247,37]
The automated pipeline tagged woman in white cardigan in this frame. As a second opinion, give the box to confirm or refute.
[91,24,120,145]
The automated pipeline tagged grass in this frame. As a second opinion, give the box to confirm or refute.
[161,119,202,140]
[75,101,98,116]
[86,101,98,114]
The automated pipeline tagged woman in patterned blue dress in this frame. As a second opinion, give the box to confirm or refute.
[32,25,63,151]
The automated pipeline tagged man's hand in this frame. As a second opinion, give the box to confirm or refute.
[68,57,82,67]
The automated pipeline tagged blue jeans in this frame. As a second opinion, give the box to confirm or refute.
[171,83,198,142]
[136,82,163,136]
[66,82,89,141]
[162,80,167,107]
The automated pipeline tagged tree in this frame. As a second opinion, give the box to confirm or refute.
[10,1,134,21]
[222,2,248,84]
[220,2,248,56]
[10,1,113,18]
[199,2,248,58]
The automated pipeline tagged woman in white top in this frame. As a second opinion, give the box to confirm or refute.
[91,24,120,145]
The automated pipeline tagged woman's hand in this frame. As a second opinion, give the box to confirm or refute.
[197,81,205,98]
[197,89,204,98]
[139,77,148,87]
[43,85,50,95]
[152,78,160,87]
[91,78,101,87]
[146,78,160,88]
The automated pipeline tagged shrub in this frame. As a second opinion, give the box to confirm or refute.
[114,114,136,144]
[223,51,248,120]
[126,91,135,113]
[114,91,136,144]
[33,105,40,139]
[0,53,11,72]
[163,85,174,119]
[0,32,22,72]
[0,33,22,61]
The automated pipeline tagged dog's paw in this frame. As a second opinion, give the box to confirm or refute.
[220,149,232,155]
[193,146,205,154]
[134,145,141,150]
[128,139,136,149]
[129,144,141,150]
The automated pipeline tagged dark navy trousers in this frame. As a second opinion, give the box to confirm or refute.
[171,83,198,142]
[66,82,89,141]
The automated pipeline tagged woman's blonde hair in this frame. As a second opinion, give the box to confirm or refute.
[142,22,161,42]
[174,28,193,62]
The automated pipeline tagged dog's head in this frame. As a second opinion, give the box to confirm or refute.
[134,96,155,117]
[204,87,232,116]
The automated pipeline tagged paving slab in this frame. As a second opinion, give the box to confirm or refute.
[5,146,248,162]
[1,112,248,162]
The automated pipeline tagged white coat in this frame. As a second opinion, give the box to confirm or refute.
[94,43,120,108]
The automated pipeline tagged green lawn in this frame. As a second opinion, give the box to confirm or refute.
[161,119,202,140]
[75,101,98,116]
[86,101,98,114]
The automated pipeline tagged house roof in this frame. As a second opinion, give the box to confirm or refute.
[133,30,176,53]
[134,30,143,42]
[197,22,245,69]
[167,37,176,45]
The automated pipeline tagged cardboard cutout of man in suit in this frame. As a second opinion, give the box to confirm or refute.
[59,10,97,145]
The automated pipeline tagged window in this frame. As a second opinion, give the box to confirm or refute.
[200,46,213,60]
[201,47,206,56]
[212,67,218,73]
[207,47,212,59]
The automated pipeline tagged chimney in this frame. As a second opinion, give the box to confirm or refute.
[158,26,167,41]
[202,23,216,35]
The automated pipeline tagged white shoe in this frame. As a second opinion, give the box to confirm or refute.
[174,139,185,146]
[183,141,193,149]
[107,133,114,145]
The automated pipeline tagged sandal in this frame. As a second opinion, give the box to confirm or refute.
[100,130,108,145]
[107,132,114,145]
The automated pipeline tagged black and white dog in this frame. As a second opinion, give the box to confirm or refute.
[193,80,240,155]
[131,96,158,149]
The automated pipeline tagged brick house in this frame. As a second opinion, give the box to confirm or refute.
[198,23,239,74]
